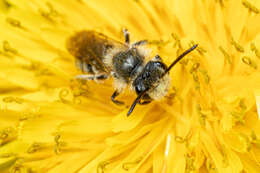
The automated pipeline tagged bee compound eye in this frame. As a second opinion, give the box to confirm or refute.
[135,83,146,95]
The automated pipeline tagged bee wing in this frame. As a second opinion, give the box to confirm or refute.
[67,30,126,74]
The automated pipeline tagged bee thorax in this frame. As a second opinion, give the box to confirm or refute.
[112,48,144,83]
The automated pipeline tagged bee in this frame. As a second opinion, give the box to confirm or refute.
[66,29,197,116]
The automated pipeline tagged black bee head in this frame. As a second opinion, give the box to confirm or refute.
[133,60,168,99]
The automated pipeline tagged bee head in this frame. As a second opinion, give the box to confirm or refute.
[133,56,170,100]
[127,44,198,116]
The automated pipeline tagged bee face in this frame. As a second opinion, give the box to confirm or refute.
[133,60,170,99]
[112,48,144,82]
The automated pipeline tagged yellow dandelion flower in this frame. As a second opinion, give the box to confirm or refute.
[0,0,260,173]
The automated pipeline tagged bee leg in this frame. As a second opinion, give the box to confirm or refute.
[138,100,151,105]
[123,29,130,45]
[75,74,108,81]
[111,90,124,105]
[132,40,147,47]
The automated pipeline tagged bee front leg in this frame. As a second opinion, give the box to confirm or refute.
[111,90,124,105]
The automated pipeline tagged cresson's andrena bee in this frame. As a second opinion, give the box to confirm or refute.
[66,29,198,116]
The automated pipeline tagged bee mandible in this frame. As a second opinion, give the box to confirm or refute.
[66,29,197,116]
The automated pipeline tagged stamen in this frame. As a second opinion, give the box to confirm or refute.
[2,96,24,104]
[239,133,252,151]
[250,131,260,149]
[9,160,24,173]
[38,2,61,23]
[171,33,181,49]
[54,134,66,154]
[216,0,224,7]
[242,56,257,69]
[231,99,247,125]
[192,73,200,90]
[251,43,257,52]
[148,39,169,48]
[199,69,210,84]
[0,127,17,145]
[3,0,12,8]
[242,0,259,14]
[250,43,260,59]
[73,97,82,105]
[59,88,70,103]
[175,136,186,143]
[197,105,206,126]
[122,157,142,171]
[97,161,110,173]
[250,130,257,141]
[231,37,245,53]
[0,153,16,159]
[185,155,195,172]
[239,99,247,110]
[219,46,232,64]
[206,158,217,172]
[3,40,18,55]
[190,62,200,73]
[220,145,229,167]
[6,17,25,30]
[27,142,44,153]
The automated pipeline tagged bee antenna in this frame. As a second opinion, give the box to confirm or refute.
[165,44,198,74]
[127,88,148,116]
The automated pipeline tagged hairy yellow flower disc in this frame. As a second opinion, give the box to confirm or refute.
[0,0,260,173]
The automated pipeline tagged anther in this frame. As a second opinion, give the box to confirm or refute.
[185,155,195,171]
[175,136,186,143]
[59,88,70,103]
[231,37,245,53]
[250,43,260,59]
[192,73,200,90]
[122,157,142,171]
[97,161,110,173]
[190,62,200,73]
[39,2,60,23]
[242,0,259,14]
[3,40,18,54]
[219,46,232,64]
[199,69,210,84]
[172,33,181,49]
[197,104,206,126]
[242,56,257,69]
[0,127,17,145]
[206,159,217,171]
[6,17,22,28]
[27,142,43,153]
[2,96,23,104]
